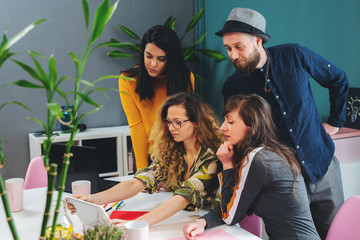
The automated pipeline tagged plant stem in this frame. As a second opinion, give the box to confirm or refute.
[0,172,19,240]
[49,135,75,240]
[40,163,57,240]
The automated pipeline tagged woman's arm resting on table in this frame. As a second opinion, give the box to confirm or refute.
[67,178,146,213]
[136,194,190,226]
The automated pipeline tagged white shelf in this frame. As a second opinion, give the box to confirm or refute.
[28,126,131,177]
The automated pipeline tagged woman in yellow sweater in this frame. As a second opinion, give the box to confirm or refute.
[119,25,195,169]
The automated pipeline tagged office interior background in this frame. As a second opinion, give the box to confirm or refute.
[1,0,359,180]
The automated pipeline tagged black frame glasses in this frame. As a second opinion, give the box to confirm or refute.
[163,119,189,129]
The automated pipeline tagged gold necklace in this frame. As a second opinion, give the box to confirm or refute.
[264,51,271,93]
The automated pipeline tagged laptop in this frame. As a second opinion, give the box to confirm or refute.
[49,143,99,193]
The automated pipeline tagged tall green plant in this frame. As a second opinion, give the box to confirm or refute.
[0,19,46,240]
[100,7,226,82]
[12,0,120,239]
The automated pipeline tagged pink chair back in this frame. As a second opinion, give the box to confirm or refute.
[239,214,262,238]
[326,195,360,240]
[24,156,48,189]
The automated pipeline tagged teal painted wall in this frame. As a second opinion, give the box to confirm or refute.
[200,0,360,121]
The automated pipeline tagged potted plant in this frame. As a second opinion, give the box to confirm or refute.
[0,19,47,240]
[12,0,121,239]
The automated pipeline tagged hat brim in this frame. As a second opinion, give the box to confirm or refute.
[215,21,270,43]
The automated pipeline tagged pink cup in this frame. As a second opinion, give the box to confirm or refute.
[71,180,91,195]
[5,178,24,212]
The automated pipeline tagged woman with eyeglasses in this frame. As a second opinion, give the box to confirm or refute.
[119,25,195,170]
[68,92,223,226]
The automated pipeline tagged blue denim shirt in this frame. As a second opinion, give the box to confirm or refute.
[222,43,349,183]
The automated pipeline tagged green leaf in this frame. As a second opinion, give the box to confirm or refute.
[27,50,46,58]
[106,0,119,23]
[197,49,227,61]
[26,117,47,130]
[119,75,136,81]
[47,103,63,118]
[92,74,121,85]
[56,76,72,88]
[180,7,204,41]
[193,72,204,83]
[183,46,196,62]
[90,0,109,43]
[12,59,42,82]
[107,50,136,59]
[69,52,80,70]
[80,79,95,88]
[55,85,67,100]
[6,19,47,49]
[110,38,119,43]
[193,32,207,46]
[0,81,11,91]
[13,80,44,89]
[0,33,8,51]
[118,25,140,40]
[164,16,176,30]
[77,92,101,107]
[82,0,89,30]
[29,54,48,84]
[0,101,31,111]
[77,107,102,123]
[99,42,141,53]
[48,55,57,91]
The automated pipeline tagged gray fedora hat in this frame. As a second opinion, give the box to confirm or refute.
[215,8,270,43]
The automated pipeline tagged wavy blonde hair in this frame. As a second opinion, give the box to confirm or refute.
[148,92,223,187]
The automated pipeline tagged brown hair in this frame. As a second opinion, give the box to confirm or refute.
[223,94,300,198]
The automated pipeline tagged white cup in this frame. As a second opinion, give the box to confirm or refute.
[71,180,91,195]
[5,178,24,212]
[124,220,149,240]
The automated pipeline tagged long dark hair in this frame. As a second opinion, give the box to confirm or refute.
[223,94,300,188]
[122,25,192,101]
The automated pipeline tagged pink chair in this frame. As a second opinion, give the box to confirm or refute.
[326,195,360,240]
[24,156,48,189]
[239,214,262,238]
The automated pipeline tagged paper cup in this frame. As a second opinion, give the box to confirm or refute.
[71,180,91,195]
[5,178,24,212]
[124,220,149,240]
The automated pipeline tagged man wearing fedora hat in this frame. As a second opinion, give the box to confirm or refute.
[216,8,348,239]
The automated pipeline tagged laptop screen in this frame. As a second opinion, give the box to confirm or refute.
[49,143,99,193]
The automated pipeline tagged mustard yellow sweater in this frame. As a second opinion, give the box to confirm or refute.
[119,72,195,169]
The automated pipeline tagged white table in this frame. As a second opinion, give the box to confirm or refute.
[0,188,72,240]
[1,187,261,240]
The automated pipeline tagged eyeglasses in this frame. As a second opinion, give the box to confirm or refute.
[163,119,189,129]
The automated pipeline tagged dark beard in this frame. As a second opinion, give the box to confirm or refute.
[233,49,261,75]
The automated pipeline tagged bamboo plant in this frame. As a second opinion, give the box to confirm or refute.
[100,6,227,82]
[12,0,120,239]
[0,19,46,240]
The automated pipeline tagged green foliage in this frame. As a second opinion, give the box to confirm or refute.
[0,19,47,68]
[79,221,124,240]
[101,6,226,82]
[11,1,120,239]
[0,19,47,240]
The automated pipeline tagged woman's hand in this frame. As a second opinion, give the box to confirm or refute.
[216,141,234,170]
[66,194,96,214]
[110,218,129,227]
[183,218,206,240]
